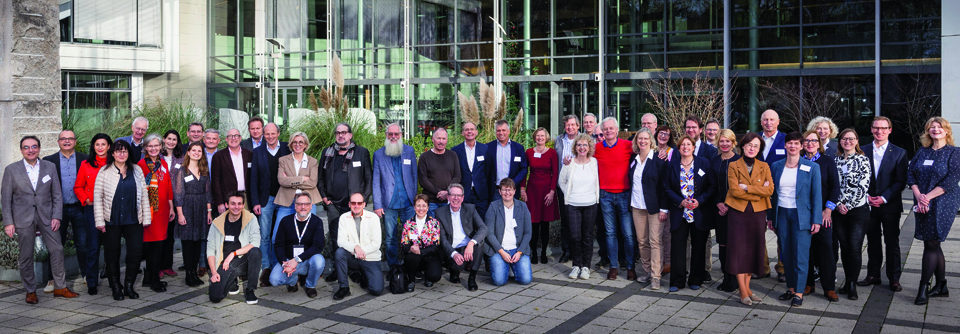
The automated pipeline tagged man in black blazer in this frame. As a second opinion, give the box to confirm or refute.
[211,129,253,213]
[436,183,487,291]
[858,116,908,292]
[484,120,528,200]
[42,130,91,286]
[240,116,266,152]
[452,122,491,218]
[270,193,325,298]
[250,123,290,286]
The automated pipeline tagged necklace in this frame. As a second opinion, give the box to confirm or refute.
[786,159,799,168]
[680,158,693,167]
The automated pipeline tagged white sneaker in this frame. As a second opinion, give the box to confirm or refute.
[580,267,591,280]
[637,273,652,283]
[43,281,55,293]
[650,279,661,290]
[568,267,581,279]
[228,279,241,295]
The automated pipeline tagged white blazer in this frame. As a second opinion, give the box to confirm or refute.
[337,210,383,262]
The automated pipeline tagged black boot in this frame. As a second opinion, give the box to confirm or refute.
[185,270,205,287]
[405,274,416,292]
[109,276,124,301]
[467,271,479,291]
[848,282,858,300]
[930,280,949,298]
[915,283,930,305]
[148,270,167,293]
[838,280,850,294]
[124,278,140,299]
[530,253,539,265]
[558,251,570,263]
[718,274,737,292]
[541,250,549,264]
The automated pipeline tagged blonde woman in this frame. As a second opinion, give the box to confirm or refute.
[558,134,599,280]
[807,117,840,156]
[629,128,667,289]
[710,129,740,292]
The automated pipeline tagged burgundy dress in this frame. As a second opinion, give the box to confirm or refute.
[521,148,559,222]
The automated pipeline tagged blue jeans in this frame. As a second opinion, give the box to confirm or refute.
[82,205,100,288]
[259,196,280,269]
[427,202,446,219]
[383,205,415,267]
[600,190,635,270]
[776,208,812,291]
[488,249,532,286]
[269,254,325,288]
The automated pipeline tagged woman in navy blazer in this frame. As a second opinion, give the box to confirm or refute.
[768,132,823,307]
[663,135,716,292]
[628,128,668,289]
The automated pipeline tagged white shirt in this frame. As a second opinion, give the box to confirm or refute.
[229,148,246,191]
[630,151,654,210]
[763,131,780,159]
[560,135,576,163]
[501,205,518,251]
[778,166,798,209]
[292,153,309,176]
[267,144,280,156]
[464,142,476,172]
[695,140,703,156]
[872,140,888,178]
[450,208,474,257]
[414,216,426,237]
[24,159,40,190]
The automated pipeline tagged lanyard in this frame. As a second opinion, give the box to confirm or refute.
[294,218,309,245]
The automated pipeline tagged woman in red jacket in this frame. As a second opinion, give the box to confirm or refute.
[137,134,174,292]
[73,133,112,295]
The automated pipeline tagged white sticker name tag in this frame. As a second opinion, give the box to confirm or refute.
[630,160,637,168]
[293,246,304,258]
[185,175,195,182]
[174,163,181,169]
[776,149,785,155]
[924,160,934,166]
[403,159,411,165]
[161,167,167,174]
[352,161,362,167]
[697,169,705,177]
[247,163,252,168]
[513,156,521,162]
[477,156,485,161]
[534,153,542,158]
[842,165,848,174]
[800,165,811,172]
[224,235,235,242]
[42,175,51,183]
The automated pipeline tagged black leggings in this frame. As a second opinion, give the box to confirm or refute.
[143,241,163,281]
[530,222,550,256]
[161,214,176,270]
[104,224,143,282]
[921,240,946,285]
[181,240,202,271]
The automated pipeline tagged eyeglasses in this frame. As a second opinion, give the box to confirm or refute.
[291,141,306,146]
[871,126,891,131]
[58,137,76,141]
[336,131,350,136]
[743,144,761,149]
[448,194,464,198]
[386,132,401,137]
[803,139,820,144]
[840,137,858,142]
[21,145,39,150]
[226,134,241,139]
[349,201,365,206]
[295,202,312,207]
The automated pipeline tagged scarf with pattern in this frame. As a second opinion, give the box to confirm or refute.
[144,158,162,212]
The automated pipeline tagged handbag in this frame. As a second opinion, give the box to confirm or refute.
[388,265,406,294]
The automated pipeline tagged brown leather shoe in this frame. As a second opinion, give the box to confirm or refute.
[53,288,79,298]
[803,286,815,295]
[607,268,619,280]
[197,268,207,277]
[259,268,272,287]
[661,265,671,275]
[857,276,881,286]
[890,281,902,292]
[825,291,840,302]
[627,269,637,281]
[25,292,38,304]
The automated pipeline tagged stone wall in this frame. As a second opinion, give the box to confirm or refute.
[0,0,62,198]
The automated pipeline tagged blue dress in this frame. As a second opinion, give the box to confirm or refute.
[908,145,960,242]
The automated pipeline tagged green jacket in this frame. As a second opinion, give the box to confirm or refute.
[206,209,261,268]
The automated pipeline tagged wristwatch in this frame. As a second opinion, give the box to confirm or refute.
[295,256,302,263]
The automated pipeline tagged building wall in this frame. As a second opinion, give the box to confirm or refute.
[143,0,207,109]
[943,1,960,127]
[0,0,63,192]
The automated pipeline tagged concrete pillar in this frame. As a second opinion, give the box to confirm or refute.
[943,1,960,126]
[0,0,63,189]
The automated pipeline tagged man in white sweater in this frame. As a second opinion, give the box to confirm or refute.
[333,193,384,300]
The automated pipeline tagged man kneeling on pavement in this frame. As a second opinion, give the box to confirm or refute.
[333,192,384,299]
[207,191,262,304]
[270,193,326,298]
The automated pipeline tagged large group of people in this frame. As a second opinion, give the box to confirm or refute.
[2,111,957,309]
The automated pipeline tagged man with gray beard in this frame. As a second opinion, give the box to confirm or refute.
[372,123,418,268]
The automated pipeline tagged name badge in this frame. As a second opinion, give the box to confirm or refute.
[477,156,485,161]
[174,163,181,169]
[513,156,521,162]
[292,245,304,259]
[302,163,308,169]
[295,189,302,194]
[403,159,411,165]
[630,160,637,168]
[352,161,362,167]
[776,149,785,155]
[42,175,51,183]
[247,163,252,168]
[924,160,934,166]
[842,165,849,174]
[185,175,195,182]
[224,235,235,242]
[800,165,811,172]
[161,167,167,174]
[697,169,705,177]
[534,153,542,158]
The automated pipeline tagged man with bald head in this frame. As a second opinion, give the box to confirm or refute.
[43,130,90,292]
[119,116,149,161]
[418,128,461,217]
[211,129,253,213]
[641,113,658,133]
[373,123,418,268]
[759,110,786,164]
[250,123,291,285]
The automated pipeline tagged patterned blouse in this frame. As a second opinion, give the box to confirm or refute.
[835,153,871,208]
[400,216,442,249]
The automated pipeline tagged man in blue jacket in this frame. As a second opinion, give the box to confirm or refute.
[485,120,528,200]
[250,123,291,286]
[372,123,418,268]
[452,122,490,218]
[759,109,787,281]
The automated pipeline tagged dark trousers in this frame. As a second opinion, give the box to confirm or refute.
[556,187,570,254]
[181,240,203,271]
[403,250,442,283]
[865,208,902,281]
[209,248,261,303]
[445,244,484,274]
[670,221,708,288]
[834,206,869,282]
[104,224,144,282]
[326,204,347,253]
[465,187,489,219]
[82,206,101,287]
[62,205,88,277]
[144,240,164,282]
[566,204,598,268]
[161,212,177,270]
[334,248,384,295]
[807,225,836,291]
[530,222,550,256]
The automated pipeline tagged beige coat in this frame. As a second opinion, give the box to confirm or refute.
[337,210,382,262]
[93,164,152,228]
[273,153,321,206]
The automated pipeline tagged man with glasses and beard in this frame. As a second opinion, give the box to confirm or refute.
[319,123,372,282]
[372,123,418,269]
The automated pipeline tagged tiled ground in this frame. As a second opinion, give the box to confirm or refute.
[1,196,958,333]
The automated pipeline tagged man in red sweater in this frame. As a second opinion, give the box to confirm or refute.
[594,117,636,281]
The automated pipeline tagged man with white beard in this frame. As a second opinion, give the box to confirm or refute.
[372,123,418,268]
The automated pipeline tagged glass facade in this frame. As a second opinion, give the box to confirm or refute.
[207,0,941,136]
[61,72,133,135]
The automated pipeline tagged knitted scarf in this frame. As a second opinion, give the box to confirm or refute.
[145,158,162,212]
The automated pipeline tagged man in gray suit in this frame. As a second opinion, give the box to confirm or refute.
[2,136,79,303]
[436,183,487,291]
